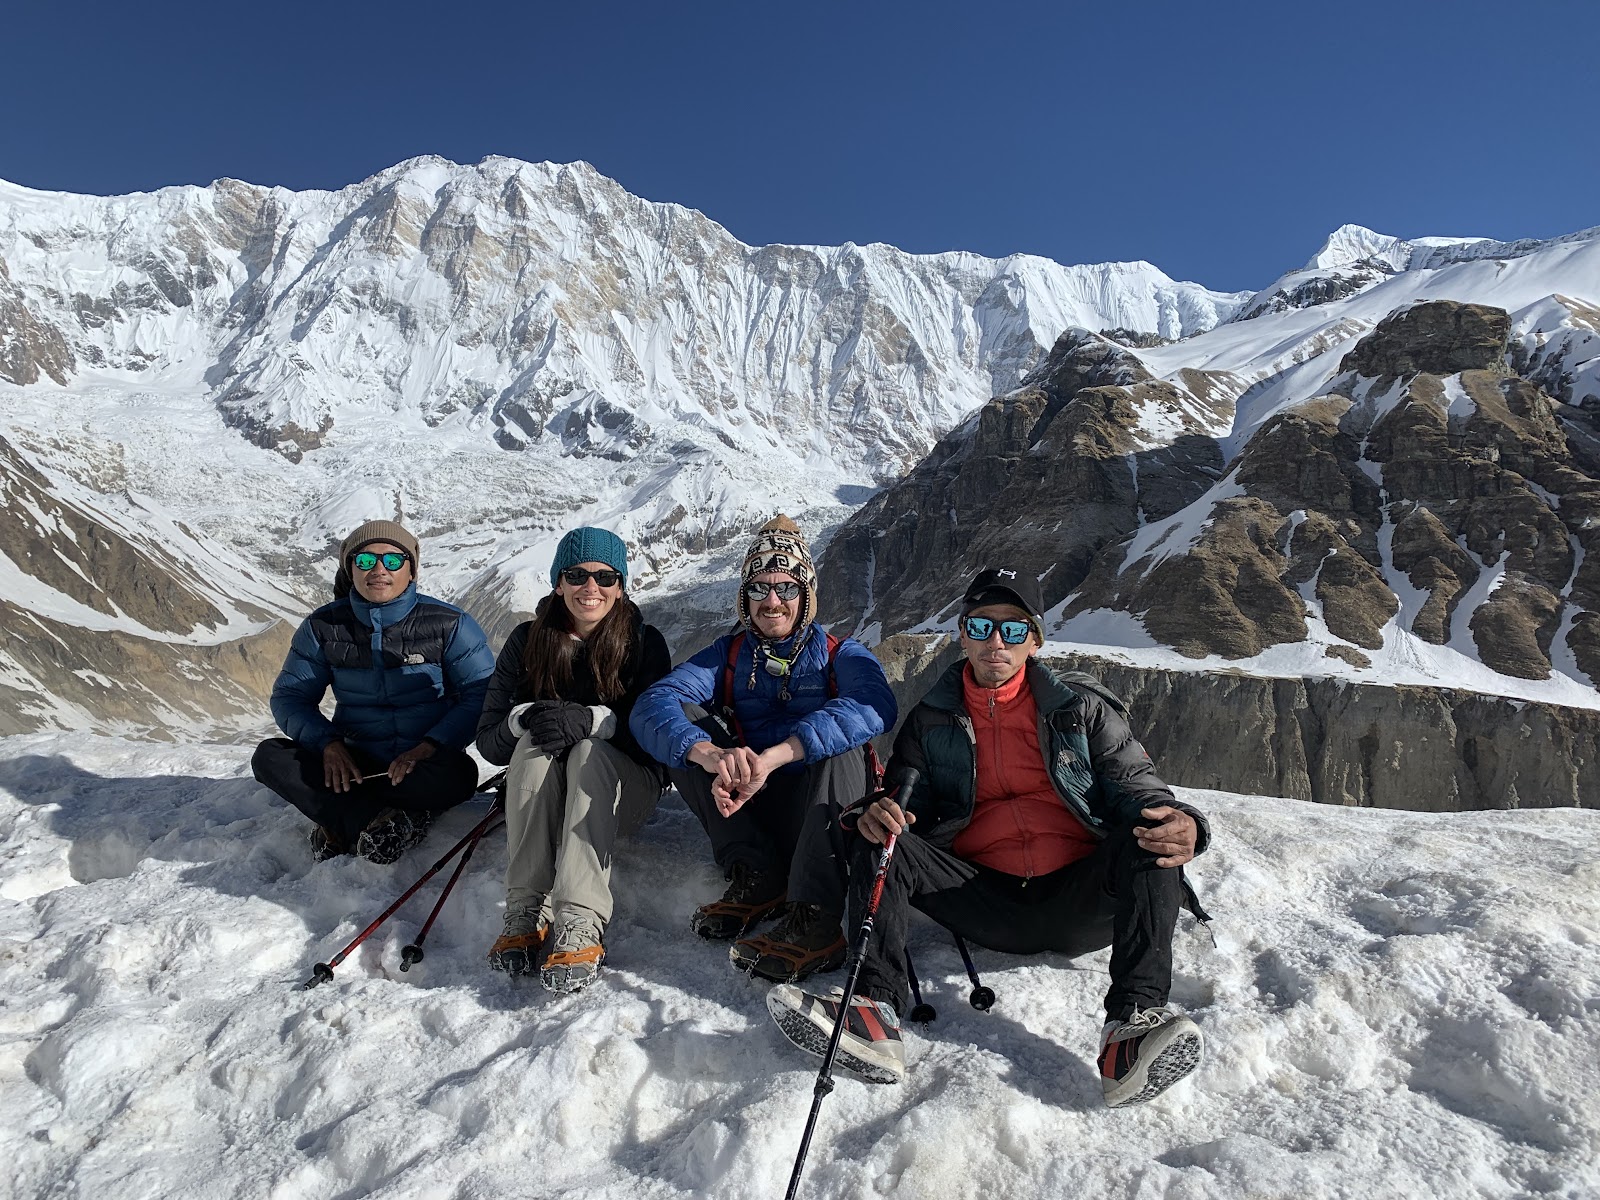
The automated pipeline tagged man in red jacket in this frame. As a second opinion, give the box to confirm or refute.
[768,568,1210,1107]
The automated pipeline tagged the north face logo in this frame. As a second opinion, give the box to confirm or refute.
[403,653,426,665]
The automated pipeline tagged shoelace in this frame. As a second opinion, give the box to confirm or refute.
[1119,1005,1175,1034]
[552,920,602,952]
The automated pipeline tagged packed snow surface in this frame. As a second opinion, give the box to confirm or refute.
[2,734,1596,1199]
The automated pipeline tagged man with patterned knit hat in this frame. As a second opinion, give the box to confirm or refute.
[253,519,495,864]
[631,515,897,981]
[767,566,1212,1108]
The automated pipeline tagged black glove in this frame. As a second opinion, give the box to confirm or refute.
[525,702,596,754]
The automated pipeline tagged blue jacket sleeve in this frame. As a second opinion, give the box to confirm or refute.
[793,638,897,763]
[424,612,497,751]
[628,637,726,769]
[269,617,340,752]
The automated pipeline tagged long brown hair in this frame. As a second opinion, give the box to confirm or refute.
[521,589,640,703]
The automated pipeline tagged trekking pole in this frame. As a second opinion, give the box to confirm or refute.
[304,804,502,989]
[784,769,919,1200]
[953,933,995,1011]
[401,801,504,971]
[904,950,937,1024]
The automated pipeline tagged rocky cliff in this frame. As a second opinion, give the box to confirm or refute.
[823,295,1600,707]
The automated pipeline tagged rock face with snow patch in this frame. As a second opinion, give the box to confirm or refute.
[911,300,1600,683]
[0,435,296,734]
[818,328,1230,635]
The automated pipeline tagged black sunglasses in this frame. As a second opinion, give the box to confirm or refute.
[351,551,410,572]
[561,567,623,588]
[963,615,1033,645]
[745,581,801,602]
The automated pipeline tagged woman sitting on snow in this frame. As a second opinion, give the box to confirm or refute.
[474,527,672,994]
[253,520,496,865]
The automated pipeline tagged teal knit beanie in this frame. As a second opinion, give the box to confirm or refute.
[550,527,629,587]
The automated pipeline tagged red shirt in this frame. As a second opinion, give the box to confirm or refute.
[952,664,1096,877]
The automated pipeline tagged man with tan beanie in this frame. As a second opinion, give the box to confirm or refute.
[252,520,496,863]
[631,515,896,982]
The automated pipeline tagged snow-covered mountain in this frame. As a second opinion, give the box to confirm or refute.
[0,155,1249,733]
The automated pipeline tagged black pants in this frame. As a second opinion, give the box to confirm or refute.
[668,706,868,913]
[851,823,1183,1022]
[251,737,481,847]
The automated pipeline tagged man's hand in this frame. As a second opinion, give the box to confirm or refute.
[858,796,916,845]
[387,740,436,786]
[688,741,758,813]
[688,738,805,817]
[1133,806,1197,868]
[323,740,359,793]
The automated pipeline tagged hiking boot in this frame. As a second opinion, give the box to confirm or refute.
[730,903,846,982]
[766,983,905,1085]
[487,903,549,978]
[308,823,349,862]
[356,808,432,865]
[540,915,605,994]
[691,862,785,940]
[1098,1006,1203,1108]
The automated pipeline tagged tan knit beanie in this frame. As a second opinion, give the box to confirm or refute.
[340,520,421,573]
[738,514,817,632]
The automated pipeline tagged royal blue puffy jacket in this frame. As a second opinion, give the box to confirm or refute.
[269,583,496,761]
[629,625,897,770]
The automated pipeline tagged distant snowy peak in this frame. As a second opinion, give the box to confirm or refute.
[1307,222,1600,274]
[1304,224,1489,273]
[0,155,1246,485]
[1234,223,1600,325]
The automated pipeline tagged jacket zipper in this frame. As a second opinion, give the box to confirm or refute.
[986,686,1030,885]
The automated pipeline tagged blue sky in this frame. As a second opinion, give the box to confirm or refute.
[4,0,1594,291]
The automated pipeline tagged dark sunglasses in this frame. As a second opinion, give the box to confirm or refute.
[745,581,801,602]
[561,567,623,588]
[351,551,410,573]
[963,615,1033,645]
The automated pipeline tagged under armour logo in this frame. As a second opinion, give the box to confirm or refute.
[997,569,1016,579]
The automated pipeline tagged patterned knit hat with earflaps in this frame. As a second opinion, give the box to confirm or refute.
[738,514,818,634]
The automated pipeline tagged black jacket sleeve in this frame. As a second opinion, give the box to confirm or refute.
[1085,694,1210,855]
[474,623,531,766]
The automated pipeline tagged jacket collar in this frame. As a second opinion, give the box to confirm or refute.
[350,582,420,627]
[925,656,1082,716]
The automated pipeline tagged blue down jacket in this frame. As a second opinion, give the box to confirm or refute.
[270,583,495,761]
[630,625,896,770]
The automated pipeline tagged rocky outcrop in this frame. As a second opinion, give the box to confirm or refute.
[828,300,1599,689]
[819,329,1227,635]
[0,258,74,386]
[1337,300,1511,378]
[0,603,292,737]
[0,436,229,634]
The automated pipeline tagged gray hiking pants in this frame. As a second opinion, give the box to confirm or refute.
[503,734,662,928]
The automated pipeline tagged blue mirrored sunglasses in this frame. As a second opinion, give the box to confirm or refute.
[351,551,410,572]
[963,615,1033,645]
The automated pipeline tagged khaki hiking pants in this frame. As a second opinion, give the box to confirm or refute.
[503,734,662,928]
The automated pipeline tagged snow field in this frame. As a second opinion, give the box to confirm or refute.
[1,734,1597,1199]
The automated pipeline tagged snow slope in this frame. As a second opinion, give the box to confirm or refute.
[3,734,1596,1198]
